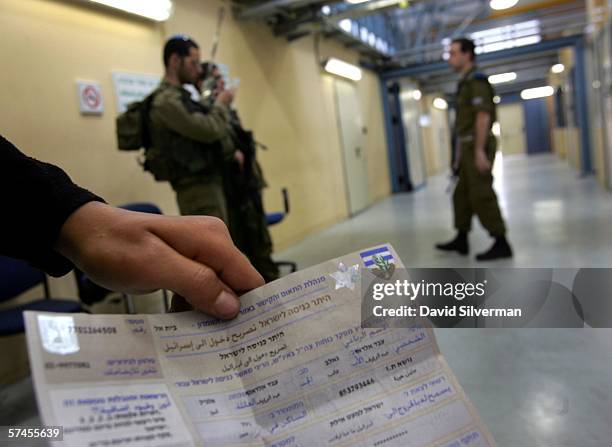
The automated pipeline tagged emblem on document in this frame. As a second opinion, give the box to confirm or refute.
[360,246,395,280]
[37,315,80,355]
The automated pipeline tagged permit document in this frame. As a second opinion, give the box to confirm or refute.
[24,244,496,447]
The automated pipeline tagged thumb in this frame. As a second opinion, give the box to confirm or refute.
[159,250,241,319]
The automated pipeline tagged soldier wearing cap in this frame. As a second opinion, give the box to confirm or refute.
[148,35,234,222]
[436,38,513,260]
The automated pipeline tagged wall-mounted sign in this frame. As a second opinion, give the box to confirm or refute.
[112,71,161,114]
[76,80,104,115]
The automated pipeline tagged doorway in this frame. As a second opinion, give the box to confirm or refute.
[498,102,527,156]
[334,79,370,215]
[524,98,552,154]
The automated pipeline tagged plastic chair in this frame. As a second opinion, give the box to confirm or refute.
[0,256,84,336]
[120,202,163,215]
[266,188,297,274]
[119,202,168,313]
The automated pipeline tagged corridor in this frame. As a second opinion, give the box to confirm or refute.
[278,153,612,269]
[277,153,612,447]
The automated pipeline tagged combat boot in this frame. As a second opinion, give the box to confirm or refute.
[435,232,469,256]
[476,236,513,261]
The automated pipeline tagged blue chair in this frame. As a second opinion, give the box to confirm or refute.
[0,256,84,336]
[119,202,168,313]
[266,188,297,274]
[120,202,163,215]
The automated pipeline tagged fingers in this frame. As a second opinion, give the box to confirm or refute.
[58,205,264,320]
[157,248,241,319]
[150,216,264,292]
[216,90,234,106]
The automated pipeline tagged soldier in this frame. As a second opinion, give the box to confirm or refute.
[149,35,235,222]
[197,62,280,282]
[435,38,513,261]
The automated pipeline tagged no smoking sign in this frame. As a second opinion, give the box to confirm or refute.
[76,80,104,114]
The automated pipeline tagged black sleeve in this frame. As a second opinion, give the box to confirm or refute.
[0,134,104,276]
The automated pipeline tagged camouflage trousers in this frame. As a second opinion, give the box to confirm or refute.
[174,177,228,222]
[227,193,279,284]
[453,142,506,237]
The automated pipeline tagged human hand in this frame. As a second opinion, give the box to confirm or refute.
[55,202,264,319]
[234,150,245,172]
[474,150,492,174]
[216,89,235,106]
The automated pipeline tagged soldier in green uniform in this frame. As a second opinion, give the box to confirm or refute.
[198,62,279,282]
[436,38,513,260]
[149,35,235,222]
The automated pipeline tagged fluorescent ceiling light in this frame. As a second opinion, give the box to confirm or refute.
[339,19,353,33]
[512,35,541,47]
[321,5,331,15]
[521,86,554,100]
[471,19,541,54]
[489,72,517,84]
[360,27,369,41]
[490,0,519,11]
[346,0,370,3]
[401,89,422,101]
[471,20,540,41]
[324,58,362,81]
[433,97,448,110]
[493,95,501,104]
[492,122,501,137]
[368,32,377,46]
[551,63,565,74]
[86,0,173,21]
[419,115,432,127]
[376,38,389,53]
[476,35,541,54]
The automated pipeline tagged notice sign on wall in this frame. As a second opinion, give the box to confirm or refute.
[112,71,161,114]
[76,80,104,115]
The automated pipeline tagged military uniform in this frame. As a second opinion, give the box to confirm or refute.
[453,67,506,237]
[149,81,233,221]
[150,81,279,282]
[221,110,279,283]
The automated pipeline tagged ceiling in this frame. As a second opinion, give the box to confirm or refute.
[231,0,588,94]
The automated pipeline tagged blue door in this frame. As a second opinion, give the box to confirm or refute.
[523,98,551,154]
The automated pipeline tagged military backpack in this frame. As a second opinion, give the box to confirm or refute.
[115,90,171,181]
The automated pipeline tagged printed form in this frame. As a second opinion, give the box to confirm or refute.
[24,245,496,447]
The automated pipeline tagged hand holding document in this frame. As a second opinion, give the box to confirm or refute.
[25,245,496,446]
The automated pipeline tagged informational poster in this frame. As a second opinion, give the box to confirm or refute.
[112,71,161,114]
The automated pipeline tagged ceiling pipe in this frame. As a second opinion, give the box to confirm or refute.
[236,0,335,21]
[326,0,406,21]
